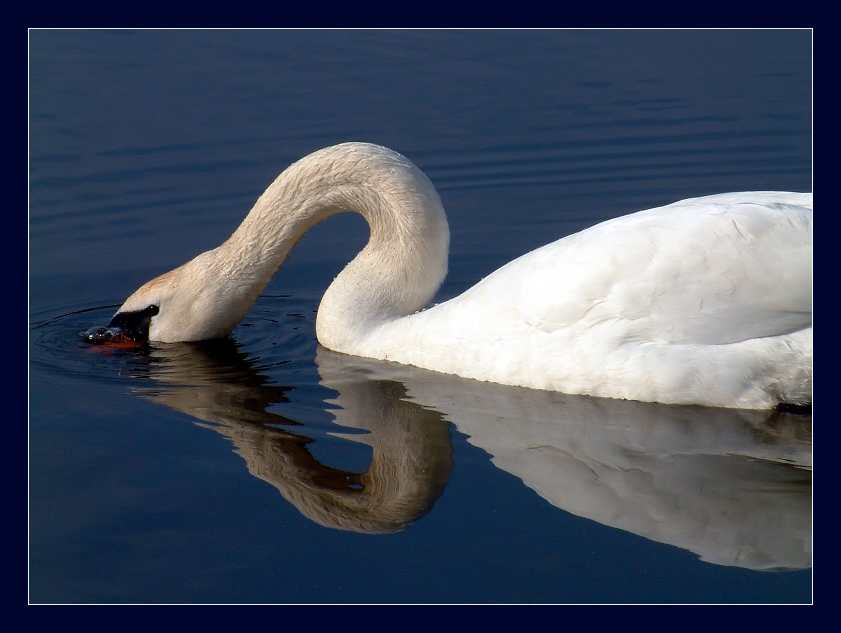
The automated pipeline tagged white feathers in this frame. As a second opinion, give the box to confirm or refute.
[114,143,812,409]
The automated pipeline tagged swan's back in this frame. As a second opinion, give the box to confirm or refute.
[505,191,811,345]
[369,192,812,409]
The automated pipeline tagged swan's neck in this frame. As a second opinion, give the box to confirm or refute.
[219,143,450,351]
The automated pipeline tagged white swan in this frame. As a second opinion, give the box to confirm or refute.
[100,142,813,410]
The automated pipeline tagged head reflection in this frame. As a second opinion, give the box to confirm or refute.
[132,339,453,534]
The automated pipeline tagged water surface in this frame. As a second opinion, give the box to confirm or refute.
[29,29,812,603]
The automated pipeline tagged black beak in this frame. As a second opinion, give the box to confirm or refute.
[81,305,159,344]
[107,305,160,342]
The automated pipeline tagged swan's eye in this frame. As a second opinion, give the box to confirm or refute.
[107,305,160,342]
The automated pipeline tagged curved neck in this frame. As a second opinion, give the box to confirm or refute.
[220,143,450,352]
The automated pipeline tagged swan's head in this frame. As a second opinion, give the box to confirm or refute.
[89,249,260,344]
[82,142,451,348]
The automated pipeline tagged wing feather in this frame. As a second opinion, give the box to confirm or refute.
[506,193,812,345]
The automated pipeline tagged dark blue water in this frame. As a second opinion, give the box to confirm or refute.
[29,29,812,603]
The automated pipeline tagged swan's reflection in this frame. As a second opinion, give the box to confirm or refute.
[137,340,452,534]
[134,340,811,569]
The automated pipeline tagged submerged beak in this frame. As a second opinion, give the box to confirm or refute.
[81,305,159,346]
[80,323,143,347]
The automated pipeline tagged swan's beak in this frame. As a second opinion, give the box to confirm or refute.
[80,325,141,347]
[81,305,159,346]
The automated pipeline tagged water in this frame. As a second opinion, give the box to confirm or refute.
[29,29,812,603]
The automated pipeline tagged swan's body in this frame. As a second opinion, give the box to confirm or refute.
[109,143,812,410]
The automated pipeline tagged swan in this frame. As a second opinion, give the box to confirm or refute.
[91,142,813,410]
